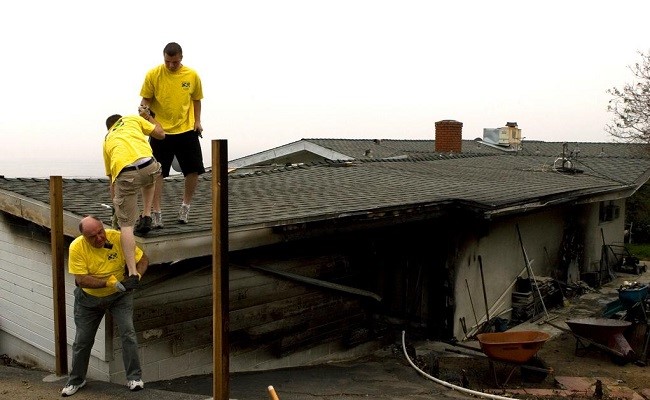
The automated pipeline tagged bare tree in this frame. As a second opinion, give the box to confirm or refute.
[606,50,650,142]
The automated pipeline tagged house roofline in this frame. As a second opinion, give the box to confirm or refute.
[228,139,352,169]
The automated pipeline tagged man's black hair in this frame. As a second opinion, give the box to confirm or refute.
[106,114,122,130]
[164,42,183,57]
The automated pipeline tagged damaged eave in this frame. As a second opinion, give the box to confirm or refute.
[262,201,456,242]
[482,184,640,219]
[140,227,287,264]
[0,188,80,237]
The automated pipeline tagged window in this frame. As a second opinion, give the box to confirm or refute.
[599,201,620,223]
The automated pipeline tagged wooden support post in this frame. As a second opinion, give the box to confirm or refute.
[212,140,229,400]
[50,176,68,375]
[268,385,280,400]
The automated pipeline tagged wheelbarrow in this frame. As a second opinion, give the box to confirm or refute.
[549,318,635,364]
[476,330,552,386]
[618,283,648,308]
[618,283,649,363]
[618,283,648,321]
[602,283,648,319]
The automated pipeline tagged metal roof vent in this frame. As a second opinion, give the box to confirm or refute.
[553,143,583,174]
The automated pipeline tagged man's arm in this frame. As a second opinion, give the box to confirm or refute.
[138,102,166,140]
[139,113,165,140]
[74,274,114,288]
[193,99,203,134]
[136,253,149,277]
[148,117,166,140]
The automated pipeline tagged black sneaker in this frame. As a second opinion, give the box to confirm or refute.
[134,215,152,235]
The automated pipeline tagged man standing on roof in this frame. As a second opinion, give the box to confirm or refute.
[139,41,205,227]
[61,216,148,396]
[103,111,165,278]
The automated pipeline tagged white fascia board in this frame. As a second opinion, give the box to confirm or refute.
[228,140,352,168]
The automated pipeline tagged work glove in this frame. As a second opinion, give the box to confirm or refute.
[106,275,126,292]
[121,274,141,291]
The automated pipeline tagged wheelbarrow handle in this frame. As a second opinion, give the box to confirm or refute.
[447,340,485,354]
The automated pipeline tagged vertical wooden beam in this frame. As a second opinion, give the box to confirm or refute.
[50,176,68,375]
[212,140,229,399]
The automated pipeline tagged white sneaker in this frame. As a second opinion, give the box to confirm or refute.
[61,380,86,396]
[152,211,164,229]
[178,204,190,224]
[127,379,144,391]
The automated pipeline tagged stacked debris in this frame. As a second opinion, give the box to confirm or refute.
[511,276,564,323]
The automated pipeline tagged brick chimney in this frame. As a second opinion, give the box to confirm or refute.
[435,120,463,153]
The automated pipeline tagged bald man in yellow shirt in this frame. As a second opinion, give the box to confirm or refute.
[61,216,149,396]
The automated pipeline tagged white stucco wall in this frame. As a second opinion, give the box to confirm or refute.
[582,200,626,272]
[452,199,626,339]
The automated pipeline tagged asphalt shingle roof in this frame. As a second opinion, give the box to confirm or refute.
[1,140,649,240]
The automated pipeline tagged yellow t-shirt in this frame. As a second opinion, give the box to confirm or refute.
[68,229,143,297]
[103,115,156,182]
[139,64,203,134]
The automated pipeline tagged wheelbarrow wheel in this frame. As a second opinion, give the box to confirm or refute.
[521,356,552,383]
[612,354,628,366]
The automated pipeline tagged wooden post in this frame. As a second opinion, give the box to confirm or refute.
[268,385,280,400]
[50,176,68,375]
[212,140,229,399]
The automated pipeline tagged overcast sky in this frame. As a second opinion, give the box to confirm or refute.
[1,0,649,178]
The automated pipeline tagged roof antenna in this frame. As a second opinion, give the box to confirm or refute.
[553,142,583,174]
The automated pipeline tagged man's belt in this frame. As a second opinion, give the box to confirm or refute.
[121,158,154,172]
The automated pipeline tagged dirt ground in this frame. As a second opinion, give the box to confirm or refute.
[1,329,649,400]
[6,332,647,400]
[0,354,205,400]
[422,268,650,399]
[429,330,649,395]
[2,270,649,400]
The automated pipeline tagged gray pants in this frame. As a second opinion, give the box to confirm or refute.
[66,287,141,385]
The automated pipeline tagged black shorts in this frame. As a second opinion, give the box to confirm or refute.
[149,130,205,178]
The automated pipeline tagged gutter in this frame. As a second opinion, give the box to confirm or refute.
[483,185,640,219]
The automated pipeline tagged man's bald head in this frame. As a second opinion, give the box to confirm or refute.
[79,216,108,248]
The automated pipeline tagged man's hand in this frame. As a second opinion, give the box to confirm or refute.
[138,105,156,119]
[121,274,141,291]
[138,105,152,118]
[194,121,203,137]
[106,275,126,292]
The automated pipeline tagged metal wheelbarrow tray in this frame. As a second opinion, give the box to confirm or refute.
[565,317,634,362]
[476,330,552,386]
[477,330,551,364]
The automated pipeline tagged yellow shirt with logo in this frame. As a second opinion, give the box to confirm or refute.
[140,64,203,134]
[103,115,156,183]
[68,229,143,297]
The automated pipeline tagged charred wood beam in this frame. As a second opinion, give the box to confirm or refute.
[242,263,382,302]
